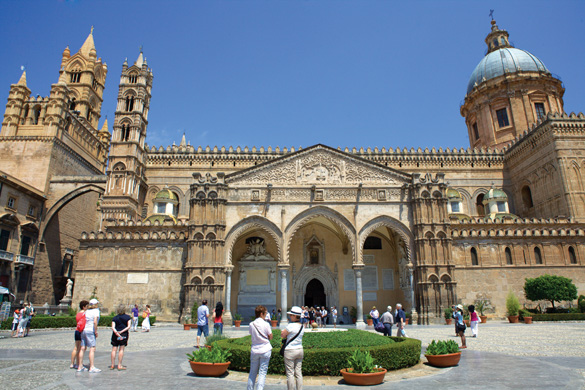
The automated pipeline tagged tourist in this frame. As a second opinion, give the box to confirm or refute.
[141,304,151,332]
[281,306,304,390]
[454,304,467,348]
[370,306,380,327]
[110,304,131,370]
[213,301,223,335]
[331,306,337,328]
[11,309,20,337]
[131,304,139,332]
[265,309,271,324]
[468,304,479,338]
[380,306,394,337]
[395,303,407,337]
[196,299,209,348]
[78,298,101,373]
[302,307,309,328]
[248,305,273,390]
[277,308,282,327]
[308,307,315,326]
[17,303,30,337]
[321,306,328,328]
[25,303,34,336]
[71,300,88,369]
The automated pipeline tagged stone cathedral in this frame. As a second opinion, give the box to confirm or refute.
[1,20,584,326]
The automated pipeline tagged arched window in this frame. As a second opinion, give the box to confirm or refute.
[471,247,478,266]
[505,247,513,265]
[534,247,543,264]
[120,124,131,141]
[129,74,138,83]
[32,105,41,125]
[522,186,534,209]
[476,194,485,216]
[569,246,577,264]
[21,105,29,124]
[125,96,135,112]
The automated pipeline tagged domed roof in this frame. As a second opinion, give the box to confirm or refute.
[467,47,550,95]
[145,214,177,224]
[446,188,462,199]
[483,188,508,202]
[154,188,178,202]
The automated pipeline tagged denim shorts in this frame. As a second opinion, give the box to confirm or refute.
[197,324,209,337]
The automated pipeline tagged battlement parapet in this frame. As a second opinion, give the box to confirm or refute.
[450,216,584,238]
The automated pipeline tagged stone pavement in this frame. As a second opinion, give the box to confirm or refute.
[1,321,584,389]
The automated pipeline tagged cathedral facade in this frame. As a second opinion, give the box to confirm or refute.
[1,20,584,325]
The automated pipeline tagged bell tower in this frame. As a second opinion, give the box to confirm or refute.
[100,51,153,222]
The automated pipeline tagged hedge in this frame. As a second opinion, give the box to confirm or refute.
[1,315,156,330]
[531,313,585,321]
[214,329,421,376]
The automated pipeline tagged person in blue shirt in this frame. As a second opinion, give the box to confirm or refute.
[454,304,467,349]
[196,300,209,349]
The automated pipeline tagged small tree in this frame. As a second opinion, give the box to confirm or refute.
[506,290,520,316]
[524,274,578,310]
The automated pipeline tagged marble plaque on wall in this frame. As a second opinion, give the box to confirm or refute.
[382,269,395,290]
[343,269,355,291]
[362,266,378,291]
[127,273,148,284]
[363,255,375,264]
[246,269,269,285]
[363,292,377,301]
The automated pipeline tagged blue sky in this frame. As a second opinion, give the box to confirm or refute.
[1,1,584,150]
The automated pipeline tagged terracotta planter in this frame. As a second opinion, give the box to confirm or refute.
[464,320,470,327]
[271,320,278,327]
[479,315,487,324]
[340,368,387,386]
[205,345,212,351]
[234,320,241,327]
[189,361,230,377]
[366,319,373,326]
[189,324,198,330]
[405,319,409,325]
[425,352,462,368]
[508,315,519,323]
[524,316,533,324]
[445,318,452,325]
[183,324,191,330]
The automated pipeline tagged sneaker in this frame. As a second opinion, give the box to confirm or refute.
[89,367,102,373]
[77,367,88,372]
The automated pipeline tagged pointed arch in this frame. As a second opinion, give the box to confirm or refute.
[225,216,283,265]
[284,206,356,264]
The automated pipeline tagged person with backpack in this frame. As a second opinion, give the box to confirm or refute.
[71,300,89,369]
[78,298,101,373]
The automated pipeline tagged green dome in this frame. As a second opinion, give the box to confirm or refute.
[145,214,177,224]
[483,188,507,202]
[154,188,178,202]
[446,188,462,199]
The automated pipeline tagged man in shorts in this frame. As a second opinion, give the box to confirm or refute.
[331,306,338,328]
[196,299,209,349]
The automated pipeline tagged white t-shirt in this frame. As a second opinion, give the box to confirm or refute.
[332,309,337,317]
[285,322,304,350]
[249,318,272,354]
[84,308,100,333]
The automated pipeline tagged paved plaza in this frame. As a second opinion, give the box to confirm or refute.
[1,321,584,389]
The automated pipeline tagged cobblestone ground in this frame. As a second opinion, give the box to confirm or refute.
[1,321,584,389]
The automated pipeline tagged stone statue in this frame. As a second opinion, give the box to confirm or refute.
[65,278,73,298]
[246,238,266,257]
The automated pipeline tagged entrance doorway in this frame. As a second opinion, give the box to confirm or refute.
[305,279,326,308]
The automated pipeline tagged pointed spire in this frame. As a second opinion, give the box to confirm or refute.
[100,117,109,132]
[17,70,27,87]
[57,68,68,85]
[135,49,144,67]
[79,26,96,57]
[180,132,187,147]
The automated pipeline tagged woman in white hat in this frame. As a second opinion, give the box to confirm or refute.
[454,304,467,349]
[281,306,304,390]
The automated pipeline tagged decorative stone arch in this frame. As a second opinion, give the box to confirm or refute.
[292,264,338,309]
[67,59,85,72]
[358,215,414,265]
[284,206,356,265]
[224,216,283,265]
[41,184,105,240]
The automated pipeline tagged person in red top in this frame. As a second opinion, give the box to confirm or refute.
[72,300,89,369]
[212,302,223,335]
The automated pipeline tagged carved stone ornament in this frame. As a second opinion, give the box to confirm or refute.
[226,146,410,186]
[241,238,273,261]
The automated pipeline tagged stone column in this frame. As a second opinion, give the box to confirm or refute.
[223,266,233,326]
[353,265,366,329]
[407,262,418,325]
[279,265,289,328]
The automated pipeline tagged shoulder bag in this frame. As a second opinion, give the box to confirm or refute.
[280,324,302,356]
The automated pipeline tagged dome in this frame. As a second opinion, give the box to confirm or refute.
[446,188,462,199]
[466,47,550,95]
[154,188,178,202]
[483,188,508,202]
[145,214,177,224]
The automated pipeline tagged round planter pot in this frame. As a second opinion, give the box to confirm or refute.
[271,320,278,328]
[524,316,533,324]
[366,319,373,326]
[508,315,520,323]
[405,319,409,325]
[189,324,198,330]
[189,361,230,377]
[340,368,387,386]
[425,352,462,368]
[234,320,241,328]
[445,318,453,325]
[479,315,487,324]
[183,324,191,331]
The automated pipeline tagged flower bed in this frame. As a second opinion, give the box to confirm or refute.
[0,315,156,330]
[215,329,421,376]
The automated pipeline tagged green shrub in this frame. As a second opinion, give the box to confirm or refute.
[425,340,459,355]
[531,313,585,321]
[191,301,199,321]
[233,313,242,321]
[518,309,532,321]
[187,344,231,363]
[506,291,520,316]
[205,334,228,345]
[444,307,453,320]
[0,315,156,330]
[346,349,376,373]
[578,295,585,313]
[215,329,421,376]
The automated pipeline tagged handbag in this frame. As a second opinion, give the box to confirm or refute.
[142,311,148,318]
[280,324,302,356]
[374,322,385,333]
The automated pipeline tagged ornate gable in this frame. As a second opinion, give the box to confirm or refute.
[225,144,411,186]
